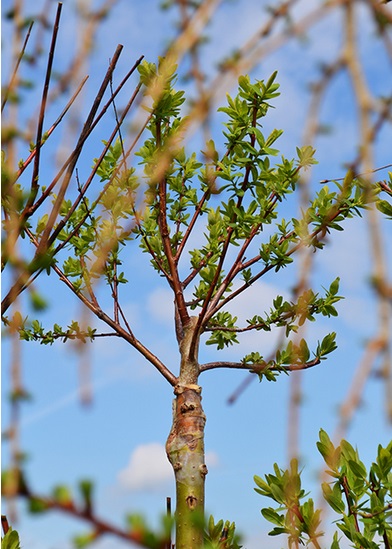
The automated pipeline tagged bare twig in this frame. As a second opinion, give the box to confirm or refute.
[1,20,34,112]
[27,3,63,213]
[14,75,89,181]
[334,337,388,443]
[35,44,124,256]
[1,515,10,535]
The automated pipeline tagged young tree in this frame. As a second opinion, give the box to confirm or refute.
[4,44,383,545]
[2,1,391,547]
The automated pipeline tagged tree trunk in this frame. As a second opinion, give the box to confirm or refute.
[166,317,207,548]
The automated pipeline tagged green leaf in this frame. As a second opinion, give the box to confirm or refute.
[330,531,341,549]
[29,290,48,311]
[1,529,21,549]
[36,214,48,235]
[317,332,337,358]
[29,496,49,513]
[329,277,340,296]
[317,429,340,470]
[296,145,318,170]
[268,526,289,536]
[340,439,357,462]
[348,459,367,479]
[52,484,73,505]
[73,532,96,549]
[322,482,345,513]
[79,479,93,511]
[376,199,392,218]
[261,507,284,526]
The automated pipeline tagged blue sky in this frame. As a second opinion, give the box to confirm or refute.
[2,1,392,548]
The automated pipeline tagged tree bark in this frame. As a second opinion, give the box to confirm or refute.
[166,316,207,548]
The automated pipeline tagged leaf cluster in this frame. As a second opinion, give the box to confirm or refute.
[10,315,97,345]
[55,139,136,293]
[206,277,342,356]
[204,515,242,549]
[318,429,392,549]
[133,65,366,346]
[255,429,392,548]
[1,528,21,549]
[376,172,392,219]
[254,458,323,547]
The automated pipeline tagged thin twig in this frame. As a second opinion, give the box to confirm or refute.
[1,20,34,112]
[35,44,124,257]
[200,356,320,374]
[190,99,261,358]
[1,515,10,535]
[31,55,143,219]
[155,119,190,332]
[25,3,63,215]
[14,75,89,181]
[15,485,170,548]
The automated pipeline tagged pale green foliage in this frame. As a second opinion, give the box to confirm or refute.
[377,172,392,218]
[1,528,21,549]
[6,62,369,382]
[255,430,392,548]
[132,63,365,374]
[204,515,242,548]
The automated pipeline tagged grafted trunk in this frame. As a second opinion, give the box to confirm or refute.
[166,383,207,548]
[166,316,207,548]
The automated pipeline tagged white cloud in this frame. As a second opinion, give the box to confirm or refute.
[118,443,172,491]
[118,443,219,492]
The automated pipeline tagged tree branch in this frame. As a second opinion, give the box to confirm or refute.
[1,20,34,113]
[6,227,178,386]
[14,484,170,548]
[51,262,178,386]
[34,44,124,257]
[27,3,63,214]
[14,76,89,182]
[206,191,355,320]
[156,120,190,332]
[1,58,145,316]
[199,357,321,374]
[190,96,260,357]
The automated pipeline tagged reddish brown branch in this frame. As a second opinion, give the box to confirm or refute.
[5,227,177,386]
[341,475,362,539]
[51,81,143,253]
[1,515,10,535]
[34,44,124,256]
[156,120,190,331]
[28,3,63,213]
[14,487,170,548]
[175,147,232,266]
[50,261,178,386]
[14,75,89,181]
[31,55,144,217]
[190,98,261,357]
[208,191,353,319]
[1,50,145,316]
